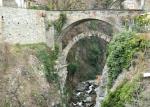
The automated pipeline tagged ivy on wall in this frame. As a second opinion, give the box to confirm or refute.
[53,13,67,35]
[45,13,67,36]
[107,31,149,88]
[100,13,150,107]
[107,14,150,88]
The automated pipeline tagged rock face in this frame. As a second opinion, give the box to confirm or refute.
[69,80,98,107]
[95,65,108,107]
[0,44,61,107]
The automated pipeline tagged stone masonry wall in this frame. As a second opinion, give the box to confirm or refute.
[0,7,143,48]
[0,7,47,45]
[3,0,17,7]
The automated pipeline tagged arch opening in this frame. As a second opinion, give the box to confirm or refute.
[65,35,108,107]
[56,19,116,106]
[57,18,117,50]
[56,31,111,107]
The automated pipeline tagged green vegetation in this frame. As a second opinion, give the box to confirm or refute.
[123,14,150,32]
[102,14,150,107]
[67,63,79,75]
[15,43,59,83]
[29,5,51,11]
[53,13,67,35]
[133,14,150,32]
[3,99,11,107]
[100,0,113,8]
[85,36,104,77]
[101,76,142,107]
[36,45,59,83]
[88,43,101,66]
[67,37,105,81]
[107,31,148,88]
[46,13,67,32]
[32,92,47,107]
[107,14,150,88]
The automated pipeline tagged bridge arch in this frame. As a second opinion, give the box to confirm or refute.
[61,31,111,62]
[57,18,117,51]
[55,31,112,88]
[61,14,122,33]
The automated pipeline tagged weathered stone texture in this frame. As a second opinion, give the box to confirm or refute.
[3,0,17,7]
[0,17,2,42]
[0,7,46,45]
[0,7,143,48]
[145,0,150,11]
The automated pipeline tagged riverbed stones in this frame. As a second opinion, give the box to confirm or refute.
[70,80,98,107]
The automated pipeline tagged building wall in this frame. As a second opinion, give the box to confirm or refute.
[122,0,141,9]
[144,0,150,11]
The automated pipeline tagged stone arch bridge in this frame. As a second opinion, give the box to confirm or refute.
[0,7,145,87]
[0,7,143,46]
[55,31,111,88]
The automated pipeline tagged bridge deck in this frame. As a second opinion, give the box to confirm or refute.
[0,6,144,12]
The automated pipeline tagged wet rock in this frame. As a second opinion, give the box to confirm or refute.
[70,80,98,107]
[76,82,90,92]
[85,96,92,102]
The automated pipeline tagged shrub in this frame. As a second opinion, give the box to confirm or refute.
[133,14,150,32]
[67,63,78,75]
[88,43,101,66]
[123,14,150,32]
[18,43,59,83]
[36,45,59,83]
[53,13,67,35]
[107,31,148,88]
[101,78,141,107]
